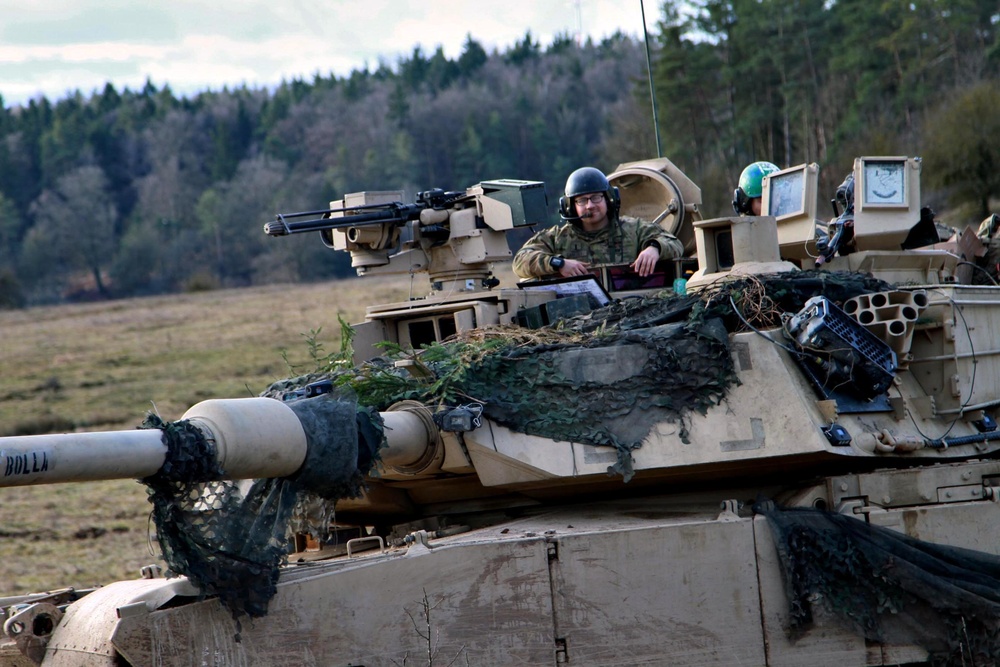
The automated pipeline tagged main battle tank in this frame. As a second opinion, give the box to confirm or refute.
[3,156,1000,666]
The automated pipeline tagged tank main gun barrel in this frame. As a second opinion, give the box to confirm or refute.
[0,429,167,484]
[0,397,439,489]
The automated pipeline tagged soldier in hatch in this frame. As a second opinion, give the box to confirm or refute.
[732,160,780,216]
[512,167,684,280]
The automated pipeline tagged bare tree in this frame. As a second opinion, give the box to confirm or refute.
[27,166,118,297]
[195,155,289,286]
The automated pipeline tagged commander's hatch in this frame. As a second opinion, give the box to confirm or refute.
[609,157,703,255]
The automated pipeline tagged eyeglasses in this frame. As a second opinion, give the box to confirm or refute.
[575,194,605,206]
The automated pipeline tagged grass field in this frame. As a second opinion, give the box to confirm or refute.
[0,275,413,595]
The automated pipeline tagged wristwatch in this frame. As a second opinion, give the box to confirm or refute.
[550,255,565,271]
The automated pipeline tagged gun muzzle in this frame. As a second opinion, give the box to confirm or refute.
[264,220,290,236]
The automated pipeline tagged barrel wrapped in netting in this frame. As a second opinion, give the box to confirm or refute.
[757,501,1000,666]
[140,393,382,618]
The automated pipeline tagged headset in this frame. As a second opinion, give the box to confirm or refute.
[732,187,753,216]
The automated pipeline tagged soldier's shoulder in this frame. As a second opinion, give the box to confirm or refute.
[619,215,656,230]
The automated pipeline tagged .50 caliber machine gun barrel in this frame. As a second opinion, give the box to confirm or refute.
[263,202,425,236]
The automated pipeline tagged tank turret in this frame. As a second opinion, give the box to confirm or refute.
[4,157,1000,667]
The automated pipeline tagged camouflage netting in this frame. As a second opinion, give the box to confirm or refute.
[139,269,899,618]
[450,317,733,479]
[264,319,736,481]
[757,501,1000,666]
[140,393,381,618]
[565,270,892,335]
[267,270,893,480]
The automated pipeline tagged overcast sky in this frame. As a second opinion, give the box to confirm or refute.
[0,0,658,107]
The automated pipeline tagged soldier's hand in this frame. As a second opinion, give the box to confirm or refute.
[560,259,590,277]
[631,246,660,277]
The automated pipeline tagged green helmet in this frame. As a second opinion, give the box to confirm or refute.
[738,161,780,199]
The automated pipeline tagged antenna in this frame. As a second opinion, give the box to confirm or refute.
[574,0,583,45]
[640,0,662,158]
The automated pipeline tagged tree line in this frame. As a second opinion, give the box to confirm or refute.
[0,0,997,307]
[647,0,1000,215]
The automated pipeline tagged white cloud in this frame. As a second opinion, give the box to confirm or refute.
[0,0,655,105]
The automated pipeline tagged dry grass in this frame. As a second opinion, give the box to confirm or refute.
[0,275,413,595]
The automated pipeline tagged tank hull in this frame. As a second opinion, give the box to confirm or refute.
[20,460,1000,667]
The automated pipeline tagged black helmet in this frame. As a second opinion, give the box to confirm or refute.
[559,167,621,220]
[565,167,609,198]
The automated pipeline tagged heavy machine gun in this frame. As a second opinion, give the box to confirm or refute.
[263,187,465,243]
[265,180,547,294]
[264,179,559,363]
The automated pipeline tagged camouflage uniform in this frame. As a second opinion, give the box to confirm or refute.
[512,216,684,279]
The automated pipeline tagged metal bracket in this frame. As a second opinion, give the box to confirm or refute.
[403,530,434,553]
[346,535,386,557]
[937,484,988,503]
[835,498,868,516]
[140,564,163,579]
[717,499,741,521]
[4,602,63,664]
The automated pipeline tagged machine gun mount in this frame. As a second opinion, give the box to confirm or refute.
[265,180,547,294]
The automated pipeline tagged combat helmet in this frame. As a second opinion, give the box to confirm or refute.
[732,161,780,214]
[559,167,621,221]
